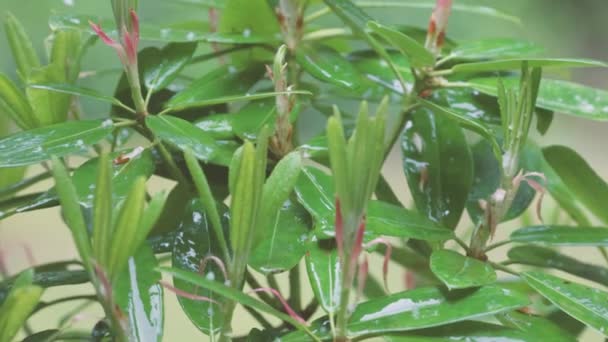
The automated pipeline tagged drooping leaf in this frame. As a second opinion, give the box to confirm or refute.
[0,119,113,167]
[468,77,608,121]
[141,42,198,93]
[250,200,310,274]
[114,246,164,342]
[451,58,606,74]
[522,271,608,336]
[296,45,362,90]
[367,21,434,68]
[508,246,608,287]
[402,107,474,229]
[430,249,496,290]
[510,226,608,246]
[171,199,228,335]
[543,145,608,224]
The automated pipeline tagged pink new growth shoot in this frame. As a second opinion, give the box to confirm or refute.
[249,288,306,324]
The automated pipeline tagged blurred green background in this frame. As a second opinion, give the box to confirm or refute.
[1,0,607,341]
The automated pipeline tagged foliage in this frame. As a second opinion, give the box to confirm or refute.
[1,0,608,341]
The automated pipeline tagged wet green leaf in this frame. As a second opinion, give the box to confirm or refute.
[543,145,608,225]
[250,200,310,274]
[26,64,72,125]
[141,42,197,93]
[402,108,474,229]
[444,38,543,62]
[27,83,133,112]
[522,271,608,336]
[346,50,415,99]
[496,311,576,342]
[510,226,608,246]
[146,115,225,165]
[3,12,40,79]
[430,249,496,290]
[467,77,608,121]
[367,21,434,68]
[466,141,540,224]
[451,58,606,74]
[296,45,362,90]
[0,270,43,342]
[114,246,164,342]
[508,246,608,287]
[171,199,228,335]
[305,239,341,314]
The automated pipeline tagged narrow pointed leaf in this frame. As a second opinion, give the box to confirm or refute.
[367,21,434,67]
[522,271,608,336]
[543,145,608,224]
[445,38,543,62]
[92,153,113,267]
[0,270,43,342]
[430,250,496,290]
[452,58,606,74]
[114,246,164,342]
[0,73,37,129]
[4,12,40,78]
[402,108,474,229]
[28,83,132,110]
[510,226,608,246]
[508,246,608,287]
[496,311,576,342]
[26,64,72,125]
[468,77,608,121]
[0,119,114,167]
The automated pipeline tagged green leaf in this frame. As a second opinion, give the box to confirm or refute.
[256,152,303,245]
[140,43,197,93]
[402,108,474,229]
[107,177,147,280]
[0,118,114,167]
[159,266,318,340]
[0,270,43,342]
[0,73,37,129]
[522,271,608,336]
[496,311,576,342]
[296,45,362,90]
[468,77,608,121]
[508,246,608,287]
[444,38,544,62]
[346,50,415,99]
[250,200,309,274]
[196,100,276,140]
[452,58,606,74]
[305,239,341,314]
[146,115,221,164]
[3,12,40,79]
[26,64,72,125]
[543,145,608,224]
[51,157,93,274]
[50,28,83,83]
[295,167,453,241]
[510,225,608,246]
[92,153,112,268]
[114,246,164,342]
[430,249,496,290]
[171,199,228,335]
[467,141,540,224]
[418,99,502,162]
[367,21,434,68]
[28,83,133,112]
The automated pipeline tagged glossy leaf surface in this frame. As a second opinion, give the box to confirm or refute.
[367,21,435,67]
[296,45,362,90]
[430,249,496,290]
[141,42,197,92]
[510,226,608,246]
[522,271,608,336]
[402,108,473,229]
[0,119,113,167]
[305,240,341,314]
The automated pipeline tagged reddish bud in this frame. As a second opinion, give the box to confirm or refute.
[425,0,453,54]
[250,288,306,324]
[129,9,140,47]
[198,255,228,281]
[89,21,117,46]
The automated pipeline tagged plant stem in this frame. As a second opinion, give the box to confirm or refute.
[484,239,513,253]
[155,142,189,186]
[490,262,519,276]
